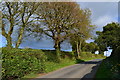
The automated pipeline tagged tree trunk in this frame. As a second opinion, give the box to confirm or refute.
[15,27,25,48]
[54,39,61,60]
[72,43,77,59]
[78,41,82,57]
[6,35,12,48]
[76,42,80,59]
[72,43,77,53]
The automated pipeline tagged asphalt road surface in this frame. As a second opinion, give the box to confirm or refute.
[32,59,102,80]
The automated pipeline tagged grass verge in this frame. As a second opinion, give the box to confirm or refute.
[95,46,120,79]
[23,53,105,79]
[95,57,120,79]
[23,58,77,78]
[2,47,105,79]
[95,59,112,78]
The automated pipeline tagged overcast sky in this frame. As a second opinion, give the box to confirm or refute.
[1,2,118,52]
[79,2,118,31]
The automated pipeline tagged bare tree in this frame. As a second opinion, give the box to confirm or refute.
[2,2,21,48]
[15,2,40,48]
[1,2,41,48]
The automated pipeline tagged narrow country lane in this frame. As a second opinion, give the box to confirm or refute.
[32,59,102,80]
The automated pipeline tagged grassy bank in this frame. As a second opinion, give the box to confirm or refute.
[79,52,106,61]
[95,58,120,79]
[23,58,77,78]
[95,46,120,79]
[2,48,46,80]
[23,51,105,78]
[95,58,113,79]
[2,48,106,79]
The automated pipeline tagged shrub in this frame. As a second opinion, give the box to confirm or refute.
[61,51,74,59]
[75,59,84,63]
[42,50,75,62]
[113,46,120,63]
[96,46,120,79]
[80,52,88,58]
[42,50,59,62]
[110,46,120,78]
[86,52,92,57]
[2,48,46,80]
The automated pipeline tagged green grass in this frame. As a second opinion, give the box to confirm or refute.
[23,73,39,79]
[95,59,112,78]
[45,58,76,72]
[80,52,106,61]
[1,47,107,80]
[23,58,77,78]
[95,46,120,79]
[23,52,106,79]
[0,60,2,64]
[95,58,120,79]
[81,57,106,61]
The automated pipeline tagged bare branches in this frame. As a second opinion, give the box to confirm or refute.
[1,2,41,48]
[32,2,93,56]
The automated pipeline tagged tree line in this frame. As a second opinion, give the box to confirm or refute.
[1,2,95,59]
[95,22,120,57]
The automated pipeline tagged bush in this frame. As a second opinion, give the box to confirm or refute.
[75,59,84,63]
[61,51,74,59]
[42,50,59,62]
[42,50,75,62]
[110,46,120,78]
[86,52,93,57]
[80,52,88,58]
[95,46,120,79]
[112,46,120,63]
[2,48,46,80]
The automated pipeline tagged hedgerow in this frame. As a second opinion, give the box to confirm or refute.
[2,48,46,80]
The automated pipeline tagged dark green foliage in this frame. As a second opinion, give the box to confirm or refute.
[42,50,75,62]
[95,59,113,79]
[82,42,99,53]
[112,46,120,62]
[61,51,75,59]
[42,50,59,62]
[110,46,120,78]
[96,58,120,79]
[96,46,120,79]
[75,59,84,63]
[2,48,76,80]
[95,22,120,55]
[2,47,106,80]
[80,52,105,59]
[2,48,46,80]
[95,22,120,79]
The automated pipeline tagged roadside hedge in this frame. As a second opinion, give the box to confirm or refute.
[2,48,46,80]
[95,46,120,79]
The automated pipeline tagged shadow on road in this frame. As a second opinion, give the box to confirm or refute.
[80,61,102,64]
[81,61,102,80]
